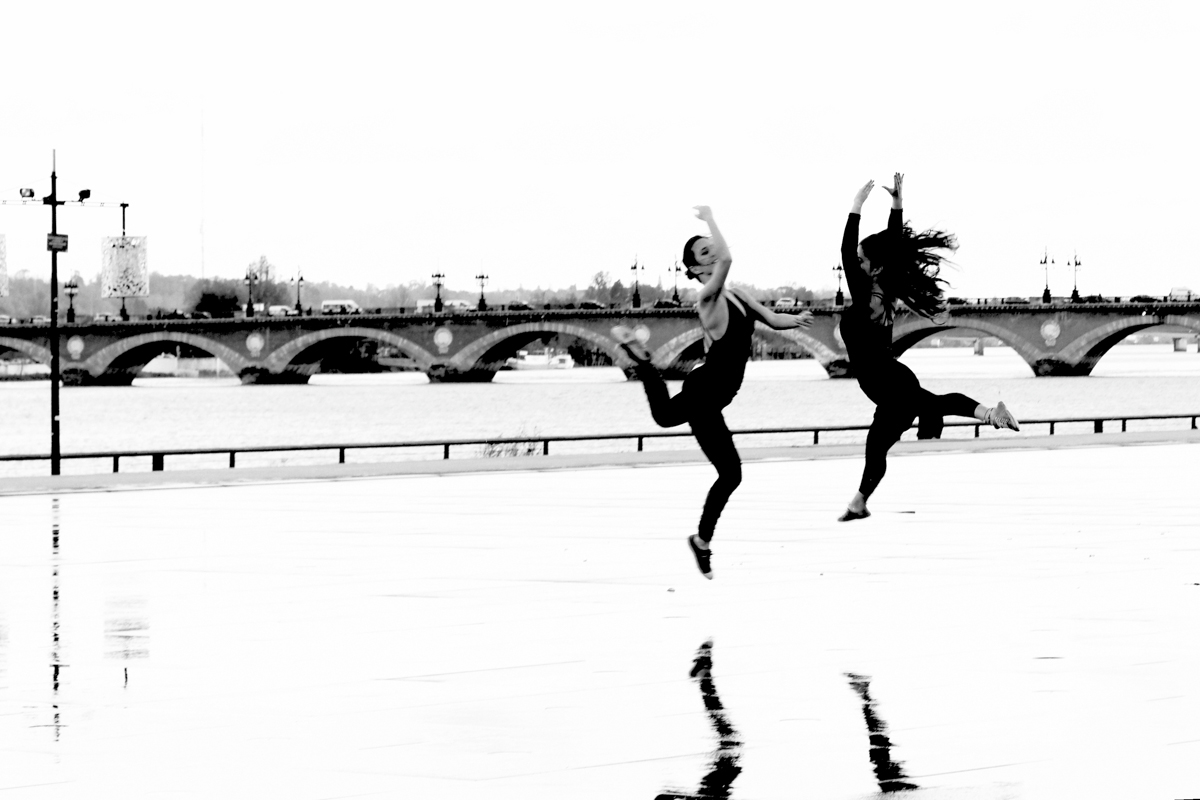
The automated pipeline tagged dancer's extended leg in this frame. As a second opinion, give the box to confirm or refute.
[917,390,1020,438]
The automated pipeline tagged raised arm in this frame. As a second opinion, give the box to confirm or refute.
[693,205,733,303]
[842,180,874,305]
[884,172,904,233]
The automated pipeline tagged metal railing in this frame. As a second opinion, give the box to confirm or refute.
[0,413,1196,476]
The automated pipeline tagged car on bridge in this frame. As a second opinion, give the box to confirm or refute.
[321,300,363,315]
[578,300,604,310]
[0,314,11,324]
[30,316,51,325]
[267,305,295,317]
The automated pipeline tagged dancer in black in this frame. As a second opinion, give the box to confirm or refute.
[613,205,812,578]
[839,174,1020,522]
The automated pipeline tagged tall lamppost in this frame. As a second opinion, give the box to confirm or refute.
[833,264,845,306]
[42,155,92,475]
[475,273,488,311]
[672,261,682,304]
[1040,248,1053,303]
[630,258,643,309]
[290,272,304,314]
[2,154,120,475]
[64,276,79,323]
[243,265,256,316]
[431,272,445,313]
[1068,253,1082,302]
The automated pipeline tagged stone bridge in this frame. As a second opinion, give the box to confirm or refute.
[1,301,1197,385]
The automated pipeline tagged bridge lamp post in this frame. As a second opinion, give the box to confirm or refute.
[1040,249,1054,304]
[243,266,256,317]
[630,259,643,309]
[64,277,79,323]
[431,272,445,313]
[672,261,682,304]
[833,264,844,306]
[475,273,488,311]
[1068,253,1082,303]
[290,272,304,315]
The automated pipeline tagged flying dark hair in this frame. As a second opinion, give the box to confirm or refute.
[681,235,706,269]
[860,223,958,319]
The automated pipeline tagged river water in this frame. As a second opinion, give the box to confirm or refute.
[0,344,1197,474]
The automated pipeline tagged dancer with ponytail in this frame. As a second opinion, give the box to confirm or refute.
[839,174,1020,522]
[613,205,813,578]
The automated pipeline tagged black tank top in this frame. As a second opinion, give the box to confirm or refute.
[684,293,755,407]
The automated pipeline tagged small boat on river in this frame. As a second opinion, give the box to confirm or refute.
[503,349,575,370]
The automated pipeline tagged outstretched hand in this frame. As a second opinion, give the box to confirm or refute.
[786,310,814,329]
[852,180,874,209]
[693,205,714,222]
[883,172,904,206]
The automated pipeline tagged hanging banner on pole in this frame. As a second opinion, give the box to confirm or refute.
[0,234,7,297]
[101,236,149,298]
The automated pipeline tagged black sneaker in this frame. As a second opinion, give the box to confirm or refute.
[688,535,713,580]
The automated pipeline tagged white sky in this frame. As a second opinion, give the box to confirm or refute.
[1,0,1197,298]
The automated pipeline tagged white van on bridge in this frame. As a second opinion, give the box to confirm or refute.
[321,300,363,315]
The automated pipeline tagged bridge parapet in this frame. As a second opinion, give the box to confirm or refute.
[0,302,1197,384]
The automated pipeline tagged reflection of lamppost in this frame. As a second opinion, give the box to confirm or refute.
[290,272,304,314]
[833,264,845,306]
[1068,252,1082,302]
[431,272,445,313]
[64,276,79,323]
[475,273,488,311]
[1040,248,1054,304]
[243,266,256,317]
[672,261,682,304]
[630,258,644,308]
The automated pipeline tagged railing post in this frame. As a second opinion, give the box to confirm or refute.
[813,430,819,445]
[1193,416,1197,430]
[1049,421,1055,435]
[543,440,549,456]
[339,447,346,464]
[974,424,980,438]
[152,454,164,472]
[1094,420,1103,434]
[637,436,643,452]
[1121,419,1127,432]
[444,443,450,460]
[229,452,236,468]
[112,455,119,473]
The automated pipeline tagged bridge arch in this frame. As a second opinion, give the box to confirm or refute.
[1057,314,1200,373]
[892,316,1044,367]
[79,332,254,378]
[263,327,437,373]
[448,322,625,371]
[0,336,52,365]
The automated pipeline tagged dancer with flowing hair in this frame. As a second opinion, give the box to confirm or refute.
[612,205,813,578]
[839,173,1020,522]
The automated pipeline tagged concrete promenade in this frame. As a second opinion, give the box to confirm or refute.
[0,435,1197,798]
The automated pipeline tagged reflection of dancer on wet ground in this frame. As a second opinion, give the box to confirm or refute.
[839,174,1020,522]
[613,206,813,578]
[653,640,742,800]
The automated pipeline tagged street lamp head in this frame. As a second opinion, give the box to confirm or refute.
[78,189,91,202]
[19,188,34,199]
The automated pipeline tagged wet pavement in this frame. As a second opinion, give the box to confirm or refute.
[0,442,1197,799]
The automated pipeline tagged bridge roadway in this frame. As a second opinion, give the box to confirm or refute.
[0,301,1197,385]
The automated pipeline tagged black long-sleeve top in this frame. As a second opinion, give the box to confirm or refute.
[840,207,902,365]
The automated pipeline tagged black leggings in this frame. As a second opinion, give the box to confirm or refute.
[633,362,742,543]
[856,360,980,500]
